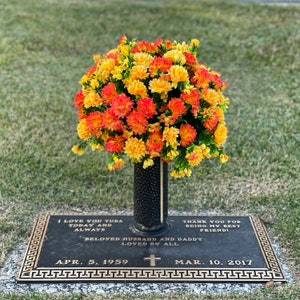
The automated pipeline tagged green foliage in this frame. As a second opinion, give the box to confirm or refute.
[0,0,299,298]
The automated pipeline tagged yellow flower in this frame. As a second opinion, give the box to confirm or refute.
[124,137,147,162]
[127,80,148,98]
[129,65,148,81]
[90,78,99,89]
[149,78,172,94]
[133,52,153,67]
[202,89,219,106]
[118,44,130,56]
[79,74,89,85]
[190,38,200,48]
[170,168,192,178]
[90,143,104,151]
[162,126,179,147]
[72,145,84,155]
[99,58,115,80]
[215,107,224,121]
[175,41,189,52]
[214,122,228,145]
[169,65,189,86]
[164,149,179,161]
[77,119,90,140]
[219,154,229,163]
[83,91,102,108]
[163,50,186,65]
[143,158,154,169]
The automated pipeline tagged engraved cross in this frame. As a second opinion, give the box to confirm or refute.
[144,254,161,267]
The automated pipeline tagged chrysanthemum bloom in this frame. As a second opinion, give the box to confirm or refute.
[219,154,229,163]
[101,82,118,105]
[98,58,115,81]
[137,98,157,119]
[184,52,197,65]
[185,144,211,167]
[126,111,148,135]
[149,57,172,77]
[193,66,211,89]
[133,52,154,67]
[111,93,133,118]
[77,119,90,140]
[83,91,102,108]
[179,123,197,147]
[102,108,124,132]
[214,122,228,145]
[169,65,189,87]
[215,107,225,121]
[162,126,179,147]
[105,135,125,153]
[86,111,103,136]
[203,111,219,132]
[146,131,164,156]
[124,137,147,162]
[129,65,148,81]
[168,98,186,122]
[107,155,125,171]
[74,90,85,108]
[202,88,219,107]
[127,80,148,98]
[163,49,186,65]
[149,78,172,94]
[72,145,84,155]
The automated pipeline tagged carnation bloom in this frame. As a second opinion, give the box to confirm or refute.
[162,126,179,147]
[111,93,133,118]
[127,80,148,98]
[126,111,148,135]
[146,131,164,156]
[84,91,102,108]
[124,137,147,162]
[77,119,90,140]
[214,122,228,145]
[105,135,125,153]
[101,82,118,105]
[169,65,189,86]
[179,123,197,147]
[149,78,172,94]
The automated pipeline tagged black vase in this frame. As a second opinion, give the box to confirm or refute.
[130,157,171,236]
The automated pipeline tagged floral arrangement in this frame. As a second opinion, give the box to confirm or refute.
[72,36,229,177]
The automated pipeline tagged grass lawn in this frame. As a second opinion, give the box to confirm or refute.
[0,0,299,299]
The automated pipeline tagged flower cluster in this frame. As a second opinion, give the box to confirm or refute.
[72,36,229,177]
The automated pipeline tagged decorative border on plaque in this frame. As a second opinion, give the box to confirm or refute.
[18,214,286,282]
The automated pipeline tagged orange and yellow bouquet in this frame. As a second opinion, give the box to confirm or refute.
[72,36,229,177]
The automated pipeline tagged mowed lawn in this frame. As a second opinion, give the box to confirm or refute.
[0,0,299,299]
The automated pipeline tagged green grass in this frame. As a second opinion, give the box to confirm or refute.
[0,0,299,298]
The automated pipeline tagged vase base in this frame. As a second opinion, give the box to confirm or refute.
[129,221,172,237]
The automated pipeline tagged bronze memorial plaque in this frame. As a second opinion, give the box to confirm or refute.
[18,214,285,283]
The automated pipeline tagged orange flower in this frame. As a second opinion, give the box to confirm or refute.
[102,108,123,132]
[86,111,103,135]
[74,90,84,108]
[184,52,197,65]
[193,65,211,89]
[146,131,163,156]
[129,65,148,80]
[179,123,197,146]
[203,111,219,132]
[111,93,133,118]
[137,97,157,118]
[101,82,118,105]
[214,122,228,145]
[202,88,219,106]
[124,137,147,162]
[105,135,125,153]
[168,98,186,122]
[149,57,172,77]
[126,111,148,135]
